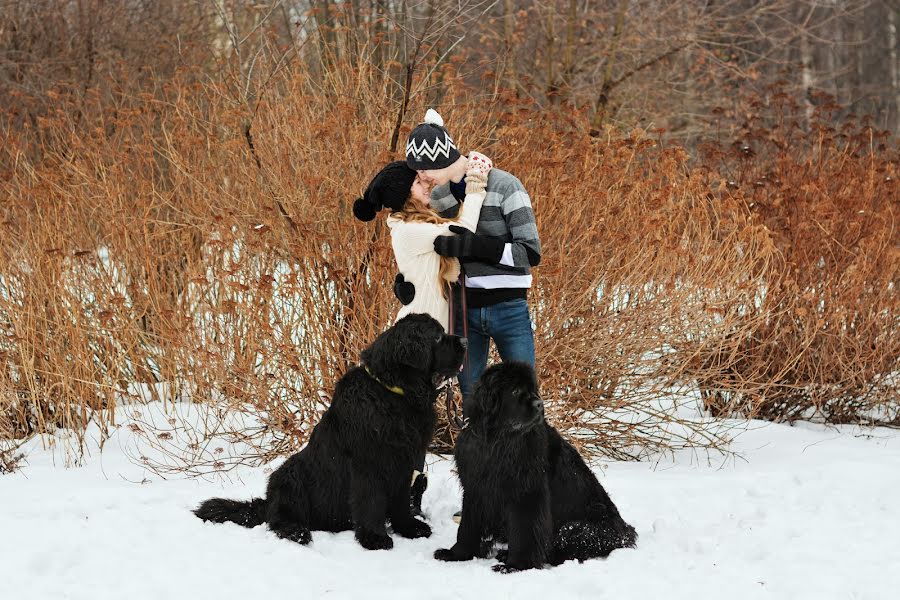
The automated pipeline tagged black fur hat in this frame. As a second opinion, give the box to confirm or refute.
[352,160,418,222]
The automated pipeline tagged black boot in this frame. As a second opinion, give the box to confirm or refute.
[410,471,428,518]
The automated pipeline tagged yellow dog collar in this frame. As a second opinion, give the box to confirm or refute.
[364,365,405,396]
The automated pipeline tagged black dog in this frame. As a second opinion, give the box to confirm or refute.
[435,362,637,572]
[194,314,467,551]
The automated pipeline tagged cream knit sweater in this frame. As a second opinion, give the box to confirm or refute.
[387,159,490,332]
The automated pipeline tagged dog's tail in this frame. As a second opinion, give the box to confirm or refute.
[193,497,268,528]
[549,520,638,565]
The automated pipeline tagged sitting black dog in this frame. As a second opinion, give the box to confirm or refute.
[435,362,637,572]
[194,314,467,551]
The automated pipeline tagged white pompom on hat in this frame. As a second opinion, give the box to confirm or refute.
[423,108,444,127]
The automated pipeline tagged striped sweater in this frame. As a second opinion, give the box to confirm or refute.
[431,168,541,307]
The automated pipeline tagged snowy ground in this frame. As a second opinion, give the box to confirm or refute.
[2,413,900,600]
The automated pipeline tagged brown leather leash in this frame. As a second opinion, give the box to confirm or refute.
[446,274,468,429]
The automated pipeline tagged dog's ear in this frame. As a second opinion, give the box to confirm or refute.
[360,329,392,375]
[394,333,431,372]
[361,318,432,374]
[470,368,503,423]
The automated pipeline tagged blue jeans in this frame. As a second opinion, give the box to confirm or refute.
[452,297,535,415]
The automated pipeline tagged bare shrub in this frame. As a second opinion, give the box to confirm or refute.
[1,12,896,473]
[689,89,899,425]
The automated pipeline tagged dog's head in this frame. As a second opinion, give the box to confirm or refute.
[360,313,467,389]
[468,362,544,432]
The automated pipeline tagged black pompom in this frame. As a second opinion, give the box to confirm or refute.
[353,197,378,222]
[393,273,416,305]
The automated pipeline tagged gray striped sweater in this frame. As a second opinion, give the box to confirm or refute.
[431,168,541,307]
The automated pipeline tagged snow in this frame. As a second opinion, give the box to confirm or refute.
[2,411,900,600]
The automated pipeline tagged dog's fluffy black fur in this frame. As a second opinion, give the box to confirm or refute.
[435,362,637,572]
[194,314,466,551]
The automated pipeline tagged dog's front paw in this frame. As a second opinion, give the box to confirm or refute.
[274,526,312,545]
[356,529,394,551]
[393,517,431,539]
[492,563,519,574]
[492,561,540,574]
[434,547,473,562]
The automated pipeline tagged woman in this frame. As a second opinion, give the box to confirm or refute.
[352,151,492,518]
[352,151,492,331]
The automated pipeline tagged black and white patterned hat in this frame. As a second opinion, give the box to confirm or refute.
[405,109,461,170]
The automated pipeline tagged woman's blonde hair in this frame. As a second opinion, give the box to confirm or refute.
[392,197,460,298]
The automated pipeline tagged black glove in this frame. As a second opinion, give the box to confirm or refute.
[393,273,415,305]
[433,225,505,263]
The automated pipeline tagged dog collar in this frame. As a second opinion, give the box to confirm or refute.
[364,365,405,396]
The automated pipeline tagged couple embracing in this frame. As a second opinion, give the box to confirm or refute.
[354,109,541,400]
[353,109,542,516]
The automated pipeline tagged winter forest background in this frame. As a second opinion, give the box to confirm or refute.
[0,0,897,473]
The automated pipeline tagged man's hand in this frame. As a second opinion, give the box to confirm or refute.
[393,273,415,305]
[433,225,505,263]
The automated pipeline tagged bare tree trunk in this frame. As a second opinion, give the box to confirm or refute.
[279,3,296,50]
[430,0,448,105]
[560,0,577,101]
[800,28,815,127]
[374,0,386,72]
[591,0,628,132]
[546,1,557,103]
[793,2,817,128]
[502,0,518,95]
[311,1,329,73]
[325,0,341,67]
[835,3,847,104]
[853,16,864,108]
[400,0,409,68]
[889,7,900,132]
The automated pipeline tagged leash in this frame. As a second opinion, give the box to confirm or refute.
[446,274,468,429]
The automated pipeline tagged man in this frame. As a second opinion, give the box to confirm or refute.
[398,108,541,410]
